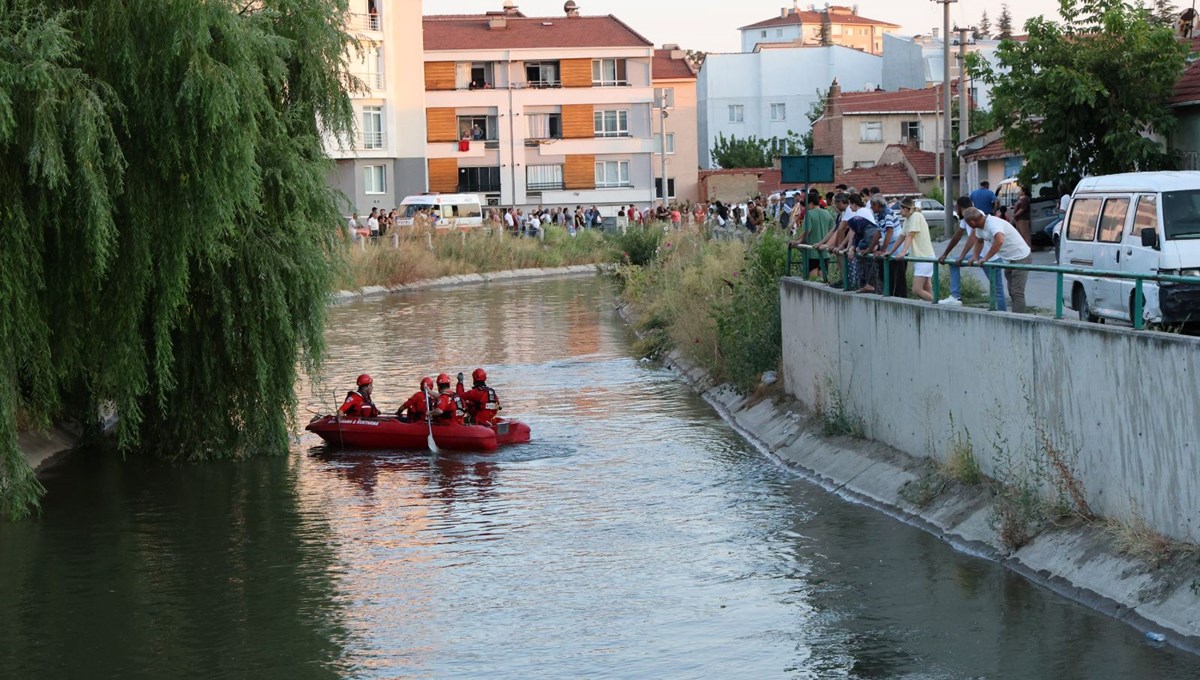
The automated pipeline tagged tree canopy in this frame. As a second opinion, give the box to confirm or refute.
[998,4,1014,39]
[971,0,1186,188]
[711,132,805,169]
[0,0,357,518]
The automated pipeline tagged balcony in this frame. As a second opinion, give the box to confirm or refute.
[526,181,564,192]
[354,71,385,91]
[358,130,385,150]
[348,12,381,33]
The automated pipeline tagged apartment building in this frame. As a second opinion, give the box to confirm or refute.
[653,46,699,203]
[326,0,428,213]
[697,45,881,168]
[422,3,658,209]
[739,4,899,55]
[882,33,999,110]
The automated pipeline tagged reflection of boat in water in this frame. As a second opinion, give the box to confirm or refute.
[305,415,531,452]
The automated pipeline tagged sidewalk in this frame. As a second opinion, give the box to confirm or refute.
[932,237,1061,314]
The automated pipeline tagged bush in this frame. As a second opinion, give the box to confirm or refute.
[612,223,666,266]
[713,229,787,391]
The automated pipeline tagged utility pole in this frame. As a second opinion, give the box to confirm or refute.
[958,26,970,198]
[656,88,671,208]
[934,0,956,236]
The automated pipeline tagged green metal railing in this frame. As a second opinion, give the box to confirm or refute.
[785,243,1200,330]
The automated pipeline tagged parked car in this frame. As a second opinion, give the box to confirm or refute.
[1061,171,1200,325]
[995,176,1061,242]
[916,198,956,238]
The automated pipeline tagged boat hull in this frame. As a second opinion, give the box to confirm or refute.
[305,415,529,452]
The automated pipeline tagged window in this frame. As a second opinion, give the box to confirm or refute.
[593,110,629,137]
[666,133,675,154]
[728,105,744,123]
[761,30,767,37]
[458,166,501,193]
[445,203,482,219]
[1066,197,1102,241]
[526,61,560,87]
[458,115,498,141]
[859,121,882,142]
[526,165,564,191]
[655,177,676,200]
[1131,195,1158,238]
[528,113,562,139]
[595,160,631,188]
[364,165,386,194]
[361,106,383,149]
[362,46,384,89]
[592,58,628,86]
[470,62,495,89]
[776,29,783,37]
[770,103,786,121]
[1097,198,1130,243]
[853,161,876,169]
[1162,190,1200,239]
[901,121,920,142]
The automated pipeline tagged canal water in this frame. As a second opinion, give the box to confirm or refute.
[2,276,1199,679]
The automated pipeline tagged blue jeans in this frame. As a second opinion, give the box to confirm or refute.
[949,264,962,299]
[985,264,1007,311]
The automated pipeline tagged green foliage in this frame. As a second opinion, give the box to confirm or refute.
[1149,0,1178,27]
[1,0,357,516]
[997,3,1014,39]
[926,185,945,203]
[613,224,666,266]
[713,229,787,391]
[977,10,993,39]
[711,132,803,169]
[971,0,1186,188]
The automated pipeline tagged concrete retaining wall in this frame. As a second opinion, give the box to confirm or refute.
[781,278,1200,542]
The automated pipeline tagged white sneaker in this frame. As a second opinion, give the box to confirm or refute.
[937,296,962,306]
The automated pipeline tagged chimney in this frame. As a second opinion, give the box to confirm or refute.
[781,7,788,17]
[489,15,507,29]
[931,27,939,38]
[564,0,580,17]
[503,0,520,16]
[852,3,858,14]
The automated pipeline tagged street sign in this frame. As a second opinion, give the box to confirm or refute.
[780,155,835,184]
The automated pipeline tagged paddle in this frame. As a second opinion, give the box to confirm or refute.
[423,385,439,453]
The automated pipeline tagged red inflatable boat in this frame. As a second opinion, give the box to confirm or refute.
[305,415,531,452]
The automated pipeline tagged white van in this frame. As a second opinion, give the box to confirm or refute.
[1062,171,1200,325]
[397,193,484,229]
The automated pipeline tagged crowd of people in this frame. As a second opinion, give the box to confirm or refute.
[339,370,502,426]
[788,181,1034,312]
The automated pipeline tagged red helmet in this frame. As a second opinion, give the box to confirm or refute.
[420,377,434,391]
[472,368,487,383]
[357,374,373,387]
[436,373,452,386]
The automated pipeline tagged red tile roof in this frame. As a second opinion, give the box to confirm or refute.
[962,138,1016,161]
[837,87,943,114]
[885,144,938,176]
[1172,59,1200,106]
[740,8,898,30]
[653,49,696,80]
[423,14,652,51]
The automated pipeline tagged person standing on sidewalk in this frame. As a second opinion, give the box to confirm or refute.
[962,208,1033,313]
[970,181,997,216]
[936,196,977,306]
[888,197,936,301]
[1012,184,1032,246]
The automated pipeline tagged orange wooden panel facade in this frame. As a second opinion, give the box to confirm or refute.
[426,107,457,143]
[564,155,596,190]
[560,58,592,88]
[561,104,594,139]
[424,62,456,91]
[428,158,458,194]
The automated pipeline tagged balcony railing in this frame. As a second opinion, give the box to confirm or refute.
[354,71,385,90]
[526,181,564,192]
[358,130,385,149]
[348,12,381,32]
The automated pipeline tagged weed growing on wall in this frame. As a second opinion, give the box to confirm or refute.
[814,376,864,438]
[944,430,983,486]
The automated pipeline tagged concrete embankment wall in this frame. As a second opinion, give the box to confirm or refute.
[780,277,1200,542]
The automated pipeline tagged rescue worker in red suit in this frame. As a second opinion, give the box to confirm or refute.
[456,368,501,425]
[431,373,466,425]
[397,377,436,422]
[339,374,380,418]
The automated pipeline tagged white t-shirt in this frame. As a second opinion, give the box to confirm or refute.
[367,216,379,233]
[1059,194,1070,214]
[972,215,1031,261]
[504,212,515,228]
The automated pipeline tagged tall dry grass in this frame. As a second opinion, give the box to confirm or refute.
[337,226,617,290]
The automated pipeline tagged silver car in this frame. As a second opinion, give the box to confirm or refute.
[916,198,957,239]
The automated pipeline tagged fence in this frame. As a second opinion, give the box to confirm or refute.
[786,244,1200,330]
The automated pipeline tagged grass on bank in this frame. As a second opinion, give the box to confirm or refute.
[337,226,618,290]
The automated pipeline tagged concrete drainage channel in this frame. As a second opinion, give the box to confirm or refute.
[614,302,1200,655]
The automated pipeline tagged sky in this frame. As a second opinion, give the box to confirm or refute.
[425,0,1050,53]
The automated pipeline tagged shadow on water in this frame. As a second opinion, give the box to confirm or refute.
[0,447,351,680]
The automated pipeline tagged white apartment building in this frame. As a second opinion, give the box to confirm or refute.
[739,4,899,55]
[881,33,1001,110]
[697,44,882,168]
[326,0,428,213]
[421,3,659,209]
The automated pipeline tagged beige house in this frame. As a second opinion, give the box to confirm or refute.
[738,4,899,55]
[811,80,950,172]
[653,46,698,204]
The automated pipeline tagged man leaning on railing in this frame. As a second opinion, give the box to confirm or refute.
[961,208,1033,313]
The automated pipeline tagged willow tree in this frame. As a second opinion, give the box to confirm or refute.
[1,0,358,518]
